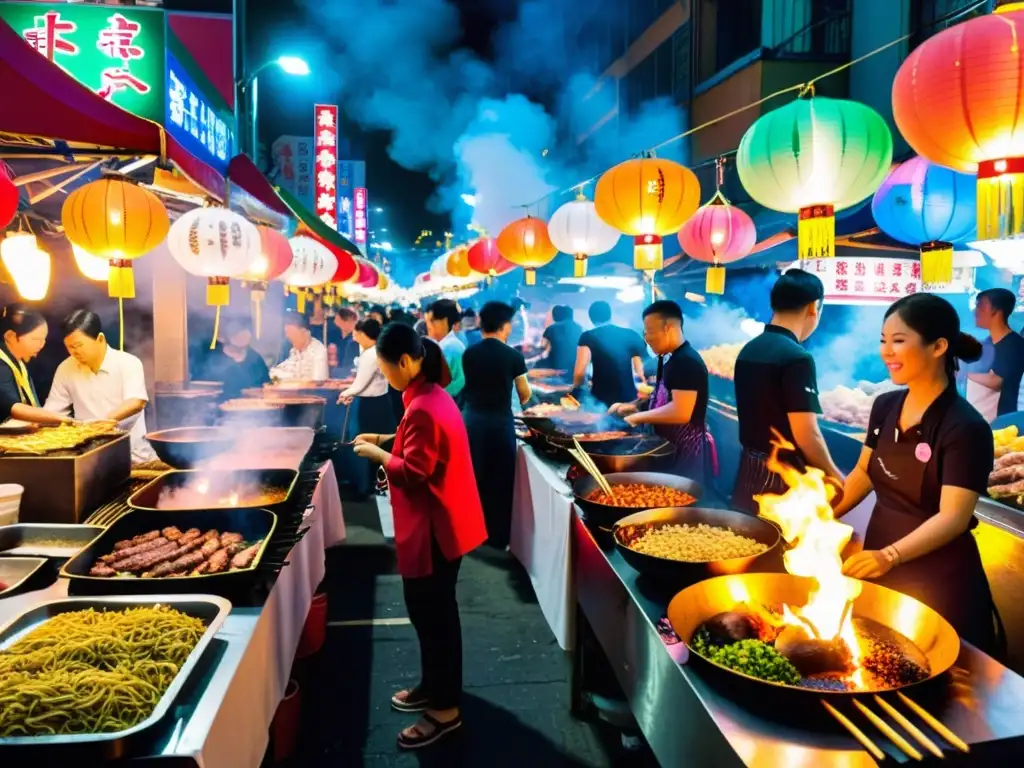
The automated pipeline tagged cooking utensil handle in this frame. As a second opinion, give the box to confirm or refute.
[873,696,943,759]
[896,693,969,753]
[852,699,923,761]
[821,700,885,762]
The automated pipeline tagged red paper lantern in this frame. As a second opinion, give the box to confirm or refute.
[355,258,379,288]
[496,216,558,286]
[0,164,17,229]
[467,237,514,280]
[677,196,757,295]
[892,5,1024,240]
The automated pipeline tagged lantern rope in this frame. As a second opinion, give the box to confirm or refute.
[517,0,990,212]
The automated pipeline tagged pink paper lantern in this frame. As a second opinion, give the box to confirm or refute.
[356,259,379,288]
[677,200,756,294]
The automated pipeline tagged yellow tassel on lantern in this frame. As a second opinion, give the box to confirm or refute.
[108,259,136,351]
[706,265,726,295]
[633,235,663,271]
[524,269,537,286]
[207,277,230,350]
[573,255,588,277]
[797,204,835,259]
[977,158,1024,240]
[296,290,308,314]
[250,281,267,340]
[920,241,954,285]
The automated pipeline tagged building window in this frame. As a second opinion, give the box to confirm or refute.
[696,0,762,84]
[911,0,993,48]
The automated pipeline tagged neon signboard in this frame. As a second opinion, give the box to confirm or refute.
[354,187,368,247]
[166,48,232,172]
[0,2,164,122]
[314,104,339,230]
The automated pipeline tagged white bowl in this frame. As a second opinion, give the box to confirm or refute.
[0,484,23,526]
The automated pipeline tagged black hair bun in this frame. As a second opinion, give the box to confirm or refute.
[954,332,983,363]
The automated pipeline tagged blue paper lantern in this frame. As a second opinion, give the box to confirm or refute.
[871,156,976,246]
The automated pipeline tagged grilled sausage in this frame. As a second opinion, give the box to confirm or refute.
[199,538,222,559]
[161,526,184,541]
[144,549,208,578]
[176,535,209,556]
[176,528,202,546]
[120,543,180,573]
[230,543,261,570]
[190,561,211,577]
[206,548,231,574]
[88,563,116,577]
[201,529,220,542]
[219,532,244,548]
[113,530,161,552]
[106,536,168,564]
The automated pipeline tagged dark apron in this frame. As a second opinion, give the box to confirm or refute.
[730,448,790,515]
[649,375,717,484]
[465,407,517,549]
[864,402,1004,656]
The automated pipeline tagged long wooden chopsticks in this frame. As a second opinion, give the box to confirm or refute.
[570,437,614,498]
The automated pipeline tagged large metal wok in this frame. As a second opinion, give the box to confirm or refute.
[580,435,675,474]
[146,426,236,468]
[614,507,780,586]
[572,471,703,528]
[667,573,961,697]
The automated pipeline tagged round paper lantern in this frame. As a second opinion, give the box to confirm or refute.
[594,157,700,271]
[548,195,620,277]
[892,5,1024,241]
[737,96,893,259]
[61,177,169,309]
[0,164,18,229]
[871,157,977,284]
[284,235,338,288]
[238,226,293,339]
[496,216,558,285]
[1,233,50,301]
[678,194,757,295]
[356,258,379,289]
[467,237,514,281]
[446,245,472,278]
[71,244,110,282]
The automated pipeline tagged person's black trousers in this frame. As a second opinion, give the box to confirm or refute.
[402,539,463,710]
[464,408,517,548]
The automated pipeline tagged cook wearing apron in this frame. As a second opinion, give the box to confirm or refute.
[840,386,1002,654]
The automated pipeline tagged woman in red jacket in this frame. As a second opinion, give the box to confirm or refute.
[353,323,487,750]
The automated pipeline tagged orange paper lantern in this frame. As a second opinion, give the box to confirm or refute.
[496,216,557,285]
[594,157,701,271]
[446,245,472,278]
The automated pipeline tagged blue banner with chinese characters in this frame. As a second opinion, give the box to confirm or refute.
[165,47,233,174]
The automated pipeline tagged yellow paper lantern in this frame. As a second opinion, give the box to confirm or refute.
[594,157,701,271]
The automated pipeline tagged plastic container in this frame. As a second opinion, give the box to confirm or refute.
[0,484,24,526]
[272,678,302,763]
[296,592,328,659]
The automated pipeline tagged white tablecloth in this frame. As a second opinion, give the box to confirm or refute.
[510,444,575,650]
[0,461,346,768]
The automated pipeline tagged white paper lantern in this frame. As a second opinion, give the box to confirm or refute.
[166,207,260,278]
[548,198,621,277]
[283,235,338,287]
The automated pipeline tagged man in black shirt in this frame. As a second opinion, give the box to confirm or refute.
[610,300,712,481]
[539,305,583,373]
[574,301,646,407]
[732,269,843,514]
[968,287,1024,418]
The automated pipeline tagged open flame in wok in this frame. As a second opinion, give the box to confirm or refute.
[755,431,863,669]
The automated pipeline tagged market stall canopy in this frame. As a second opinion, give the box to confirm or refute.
[275,186,360,256]
[227,155,291,220]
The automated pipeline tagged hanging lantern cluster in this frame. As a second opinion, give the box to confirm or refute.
[61,177,169,348]
[467,237,514,283]
[871,156,977,284]
[547,193,620,277]
[496,216,558,285]
[594,156,701,271]
[1,232,50,302]
[737,94,893,260]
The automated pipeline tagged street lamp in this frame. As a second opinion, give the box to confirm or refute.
[238,55,310,162]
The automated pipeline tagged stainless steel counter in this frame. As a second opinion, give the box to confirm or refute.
[573,513,1024,766]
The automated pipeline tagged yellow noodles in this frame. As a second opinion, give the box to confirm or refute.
[0,605,205,737]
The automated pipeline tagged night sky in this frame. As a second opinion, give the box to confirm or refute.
[240,0,514,248]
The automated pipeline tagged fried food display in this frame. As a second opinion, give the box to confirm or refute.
[0,605,205,736]
[626,523,768,562]
[570,431,631,442]
[584,483,697,508]
[86,527,262,578]
[988,426,1024,505]
[0,422,117,456]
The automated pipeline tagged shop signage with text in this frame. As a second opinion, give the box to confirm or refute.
[313,104,338,231]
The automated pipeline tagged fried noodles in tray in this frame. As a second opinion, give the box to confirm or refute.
[0,422,119,456]
[0,605,205,737]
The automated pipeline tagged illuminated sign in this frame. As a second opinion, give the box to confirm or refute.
[786,258,922,306]
[314,104,338,230]
[0,2,164,122]
[337,161,354,238]
[166,49,232,172]
[354,187,368,247]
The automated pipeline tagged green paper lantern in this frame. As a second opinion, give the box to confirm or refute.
[736,96,893,259]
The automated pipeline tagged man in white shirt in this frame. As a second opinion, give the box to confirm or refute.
[271,311,329,382]
[44,310,156,464]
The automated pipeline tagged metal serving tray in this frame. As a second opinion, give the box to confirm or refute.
[0,593,230,753]
[127,468,299,513]
[0,557,48,599]
[0,594,230,749]
[0,523,104,560]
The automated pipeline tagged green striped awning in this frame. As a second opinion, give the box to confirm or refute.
[275,186,361,255]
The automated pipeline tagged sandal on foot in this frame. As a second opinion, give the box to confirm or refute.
[391,689,429,713]
[397,713,463,750]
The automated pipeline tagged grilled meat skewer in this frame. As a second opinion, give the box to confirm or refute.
[105,536,169,564]
[112,530,161,552]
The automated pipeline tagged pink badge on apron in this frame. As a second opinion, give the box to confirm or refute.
[914,443,932,463]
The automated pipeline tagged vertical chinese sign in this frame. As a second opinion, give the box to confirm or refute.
[354,188,368,253]
[314,105,339,231]
[0,2,164,122]
[337,161,354,239]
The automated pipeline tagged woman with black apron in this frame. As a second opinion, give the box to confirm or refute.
[0,307,69,426]
[461,302,532,549]
[836,294,1003,655]
[612,300,716,483]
